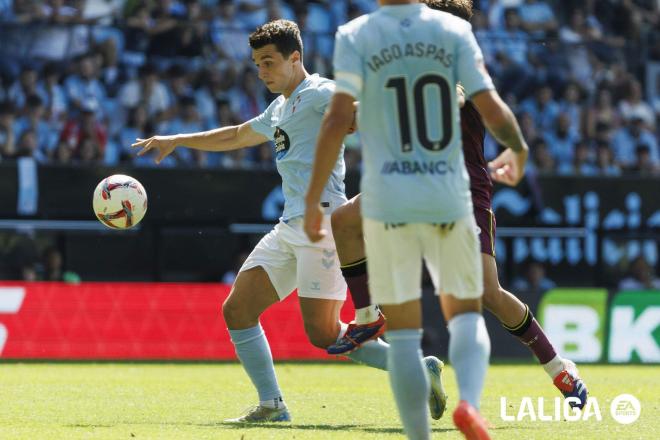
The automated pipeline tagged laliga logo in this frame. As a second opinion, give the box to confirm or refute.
[500,394,641,423]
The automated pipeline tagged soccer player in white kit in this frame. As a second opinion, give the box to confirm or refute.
[305,2,529,439]
[133,19,440,424]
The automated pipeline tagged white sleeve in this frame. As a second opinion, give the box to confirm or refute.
[456,23,495,98]
[333,26,364,98]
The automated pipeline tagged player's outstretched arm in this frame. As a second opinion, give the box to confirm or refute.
[471,89,529,186]
[131,122,268,164]
[304,92,355,242]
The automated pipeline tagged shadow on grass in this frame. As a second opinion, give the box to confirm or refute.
[211,421,528,435]
[64,424,114,428]
[218,422,459,434]
[65,420,527,435]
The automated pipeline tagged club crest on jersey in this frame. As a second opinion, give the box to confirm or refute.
[274,127,290,159]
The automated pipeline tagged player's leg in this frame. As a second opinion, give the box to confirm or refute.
[294,225,388,371]
[364,219,431,440]
[329,194,385,354]
[429,219,491,440]
[481,253,588,408]
[331,198,448,418]
[222,225,297,422]
[475,206,587,408]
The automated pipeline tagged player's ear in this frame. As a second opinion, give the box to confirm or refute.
[290,50,301,64]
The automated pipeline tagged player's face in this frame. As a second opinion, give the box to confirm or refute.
[252,44,298,94]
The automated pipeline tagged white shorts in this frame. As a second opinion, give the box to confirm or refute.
[363,215,483,305]
[239,216,347,301]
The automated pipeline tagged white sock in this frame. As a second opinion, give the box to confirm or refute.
[355,304,380,325]
[260,396,286,409]
[542,354,565,379]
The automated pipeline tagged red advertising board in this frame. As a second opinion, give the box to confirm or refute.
[0,282,355,360]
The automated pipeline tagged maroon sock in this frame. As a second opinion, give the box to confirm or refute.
[340,258,372,309]
[504,306,557,364]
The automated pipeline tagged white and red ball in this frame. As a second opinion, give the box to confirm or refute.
[92,174,148,229]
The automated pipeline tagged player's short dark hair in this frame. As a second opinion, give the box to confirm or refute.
[249,19,303,59]
[422,0,473,21]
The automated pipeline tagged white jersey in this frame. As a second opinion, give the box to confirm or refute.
[249,74,348,221]
[333,3,494,223]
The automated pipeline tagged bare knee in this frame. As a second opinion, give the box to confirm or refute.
[304,323,339,349]
[222,292,260,329]
[331,201,362,239]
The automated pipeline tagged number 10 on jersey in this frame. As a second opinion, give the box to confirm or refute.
[386,74,453,153]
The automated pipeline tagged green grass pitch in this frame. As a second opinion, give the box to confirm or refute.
[0,362,657,439]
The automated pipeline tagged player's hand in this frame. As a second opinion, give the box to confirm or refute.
[488,147,529,186]
[304,201,326,243]
[131,136,178,164]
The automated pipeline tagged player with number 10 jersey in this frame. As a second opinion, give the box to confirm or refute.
[333,8,494,224]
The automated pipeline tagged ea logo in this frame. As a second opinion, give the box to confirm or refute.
[610,394,640,424]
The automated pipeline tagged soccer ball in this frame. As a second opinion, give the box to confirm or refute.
[92,174,148,229]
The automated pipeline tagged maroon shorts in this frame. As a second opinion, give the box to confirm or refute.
[473,206,496,257]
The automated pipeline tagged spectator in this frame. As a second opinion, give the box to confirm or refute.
[64,53,107,115]
[210,1,252,62]
[236,0,268,29]
[618,79,655,130]
[37,0,83,24]
[558,9,594,85]
[166,96,204,166]
[558,141,597,176]
[58,98,107,161]
[512,260,556,294]
[14,128,39,160]
[0,101,17,159]
[595,142,621,176]
[518,112,539,142]
[40,62,68,126]
[120,105,151,162]
[232,67,266,121]
[497,8,529,66]
[178,0,209,59]
[530,138,555,174]
[519,85,560,132]
[42,245,80,283]
[6,233,40,281]
[7,65,45,110]
[619,256,660,290]
[518,0,558,38]
[147,0,187,58]
[631,145,659,176]
[53,140,74,164]
[611,116,659,169]
[543,112,581,169]
[15,95,57,158]
[78,135,103,164]
[118,64,170,119]
[558,82,583,137]
[585,88,620,139]
[165,64,194,114]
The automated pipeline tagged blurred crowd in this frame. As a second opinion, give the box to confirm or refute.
[0,0,658,175]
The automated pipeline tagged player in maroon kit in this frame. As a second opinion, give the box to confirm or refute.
[327,0,588,413]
